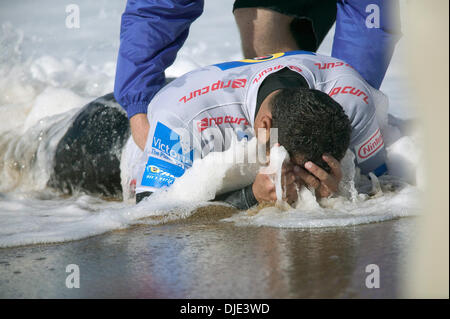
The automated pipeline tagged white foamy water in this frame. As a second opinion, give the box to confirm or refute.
[224,149,420,228]
[0,0,421,247]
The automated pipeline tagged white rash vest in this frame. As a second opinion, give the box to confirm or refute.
[136,51,387,194]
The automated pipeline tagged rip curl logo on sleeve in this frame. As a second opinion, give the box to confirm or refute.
[152,122,194,168]
[329,86,370,104]
[179,78,247,103]
[314,61,353,70]
[231,78,247,88]
[141,156,186,188]
[355,129,384,163]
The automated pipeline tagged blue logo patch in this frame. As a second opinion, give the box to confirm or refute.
[141,156,186,188]
[213,51,315,71]
[152,122,194,168]
[236,130,252,141]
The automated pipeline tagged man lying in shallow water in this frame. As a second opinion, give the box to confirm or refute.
[49,51,388,209]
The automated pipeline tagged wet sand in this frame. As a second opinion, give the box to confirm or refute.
[0,206,416,298]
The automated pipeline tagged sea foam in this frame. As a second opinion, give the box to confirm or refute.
[0,19,420,248]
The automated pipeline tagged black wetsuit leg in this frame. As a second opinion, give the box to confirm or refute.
[136,186,257,209]
[213,184,258,210]
[47,93,130,198]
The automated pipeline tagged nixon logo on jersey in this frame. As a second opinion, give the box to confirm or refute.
[329,86,370,104]
[179,78,247,104]
[356,129,384,162]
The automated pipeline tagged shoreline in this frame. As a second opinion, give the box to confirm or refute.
[0,213,416,298]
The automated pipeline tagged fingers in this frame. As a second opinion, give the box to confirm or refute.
[255,156,341,204]
[294,166,320,190]
[282,171,298,204]
[305,162,340,196]
[255,168,297,204]
[323,154,342,180]
[281,162,293,174]
[304,161,329,182]
[304,161,338,195]
[283,184,298,204]
[269,191,277,202]
[293,162,338,198]
[283,171,296,185]
[263,176,277,201]
[253,172,277,203]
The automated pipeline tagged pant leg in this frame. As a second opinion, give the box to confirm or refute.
[233,0,337,52]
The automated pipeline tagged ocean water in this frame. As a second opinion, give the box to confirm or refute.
[0,0,421,248]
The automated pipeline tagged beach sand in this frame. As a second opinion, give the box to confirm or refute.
[0,206,416,298]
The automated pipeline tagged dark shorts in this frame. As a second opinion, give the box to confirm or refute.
[233,0,337,52]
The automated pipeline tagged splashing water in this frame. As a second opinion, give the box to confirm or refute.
[0,6,421,247]
[224,144,421,228]
[0,122,421,248]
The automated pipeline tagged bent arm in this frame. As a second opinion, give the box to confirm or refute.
[332,0,401,89]
[114,0,204,118]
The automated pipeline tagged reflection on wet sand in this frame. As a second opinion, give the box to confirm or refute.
[0,205,415,298]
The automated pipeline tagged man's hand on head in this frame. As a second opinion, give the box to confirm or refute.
[252,163,299,205]
[130,113,150,151]
[293,154,342,198]
[282,163,300,204]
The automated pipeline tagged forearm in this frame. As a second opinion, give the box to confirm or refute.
[214,184,258,210]
[130,113,150,150]
[114,0,204,118]
[332,0,401,89]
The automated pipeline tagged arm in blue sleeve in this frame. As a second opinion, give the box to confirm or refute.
[332,0,401,89]
[114,0,204,118]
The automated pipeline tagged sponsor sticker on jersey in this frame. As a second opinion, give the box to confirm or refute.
[213,50,315,71]
[355,129,384,163]
[239,52,285,63]
[236,129,252,141]
[141,156,186,188]
[152,122,194,168]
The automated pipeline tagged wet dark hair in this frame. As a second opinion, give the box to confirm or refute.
[271,88,351,172]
